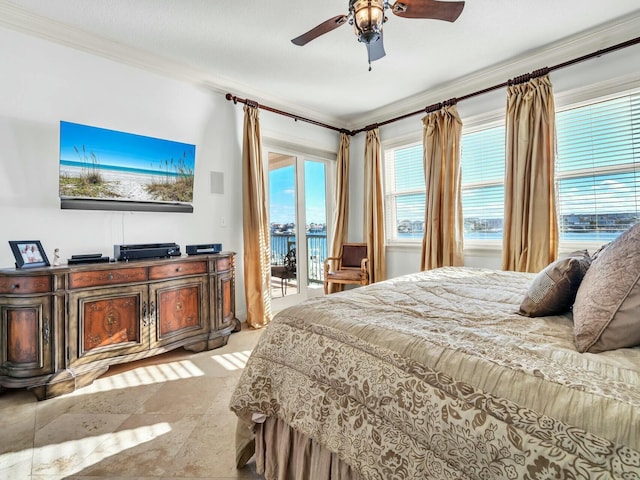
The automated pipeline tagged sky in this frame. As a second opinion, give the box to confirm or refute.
[269,160,326,225]
[59,121,195,174]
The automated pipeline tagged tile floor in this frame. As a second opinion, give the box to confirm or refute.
[0,325,265,479]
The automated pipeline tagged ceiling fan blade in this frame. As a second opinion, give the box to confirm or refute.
[391,0,465,22]
[291,15,349,46]
[366,36,386,63]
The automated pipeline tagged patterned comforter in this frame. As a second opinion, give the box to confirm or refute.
[230,267,640,479]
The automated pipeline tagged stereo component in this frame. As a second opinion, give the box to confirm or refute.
[67,254,110,265]
[114,243,181,261]
[186,244,222,255]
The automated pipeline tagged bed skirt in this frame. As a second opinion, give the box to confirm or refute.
[243,416,363,480]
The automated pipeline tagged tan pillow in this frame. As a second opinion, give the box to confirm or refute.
[519,250,591,317]
[573,223,640,353]
[591,242,611,260]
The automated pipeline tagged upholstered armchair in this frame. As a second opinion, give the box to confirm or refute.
[323,243,369,294]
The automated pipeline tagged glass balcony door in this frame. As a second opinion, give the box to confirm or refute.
[267,150,330,307]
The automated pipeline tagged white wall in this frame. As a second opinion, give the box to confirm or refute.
[348,42,640,280]
[0,26,339,320]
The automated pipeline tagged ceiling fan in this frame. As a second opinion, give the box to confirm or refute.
[291,0,465,70]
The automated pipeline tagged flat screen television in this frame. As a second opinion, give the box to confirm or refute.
[59,121,196,212]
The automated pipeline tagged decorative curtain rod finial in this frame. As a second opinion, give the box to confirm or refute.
[225,93,239,104]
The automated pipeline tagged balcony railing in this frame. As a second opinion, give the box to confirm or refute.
[271,233,327,284]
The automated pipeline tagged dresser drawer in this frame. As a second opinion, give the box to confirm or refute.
[69,267,148,289]
[149,261,207,280]
[0,276,51,294]
[215,257,232,272]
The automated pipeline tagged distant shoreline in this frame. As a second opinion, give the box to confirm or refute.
[59,160,184,178]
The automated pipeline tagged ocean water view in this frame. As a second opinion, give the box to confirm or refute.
[270,229,624,265]
[269,225,625,288]
[271,232,327,283]
[60,159,184,178]
[397,230,623,242]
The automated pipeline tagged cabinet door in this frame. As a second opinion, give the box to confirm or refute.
[68,285,149,366]
[0,296,53,377]
[215,271,236,331]
[149,277,208,348]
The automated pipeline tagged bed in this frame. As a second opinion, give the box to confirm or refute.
[230,234,640,479]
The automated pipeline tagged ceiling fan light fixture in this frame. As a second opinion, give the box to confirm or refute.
[351,0,385,44]
[291,0,465,69]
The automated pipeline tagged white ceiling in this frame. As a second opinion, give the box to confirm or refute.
[1,0,640,129]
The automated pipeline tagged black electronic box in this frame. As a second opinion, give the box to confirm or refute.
[186,243,222,255]
[67,253,110,265]
[114,243,181,261]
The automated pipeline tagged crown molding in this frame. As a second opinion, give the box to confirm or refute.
[0,1,211,83]
[0,1,348,130]
[1,1,638,134]
[345,12,640,129]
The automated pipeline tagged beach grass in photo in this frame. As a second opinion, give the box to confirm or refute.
[145,152,195,202]
[59,172,121,198]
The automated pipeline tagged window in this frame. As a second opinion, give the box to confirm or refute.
[384,142,424,241]
[384,127,506,243]
[383,90,640,247]
[556,92,640,243]
[460,125,505,241]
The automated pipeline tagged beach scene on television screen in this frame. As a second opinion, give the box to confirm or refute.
[59,121,196,204]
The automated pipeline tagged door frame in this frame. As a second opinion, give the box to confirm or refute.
[263,139,336,311]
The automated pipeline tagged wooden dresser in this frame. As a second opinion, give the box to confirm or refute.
[0,252,240,400]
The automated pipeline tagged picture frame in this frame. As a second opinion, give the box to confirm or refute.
[59,121,196,213]
[9,240,50,269]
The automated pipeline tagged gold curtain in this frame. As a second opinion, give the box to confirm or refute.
[328,133,350,294]
[364,128,386,283]
[502,75,558,272]
[241,105,272,328]
[420,105,464,270]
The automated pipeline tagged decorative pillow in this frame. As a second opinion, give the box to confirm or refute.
[591,242,611,260]
[573,223,640,353]
[519,250,591,317]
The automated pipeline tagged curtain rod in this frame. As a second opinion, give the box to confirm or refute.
[226,34,640,136]
[224,93,350,135]
[351,34,640,135]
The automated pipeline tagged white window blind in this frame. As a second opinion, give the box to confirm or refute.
[384,142,424,241]
[556,93,640,242]
[460,125,505,240]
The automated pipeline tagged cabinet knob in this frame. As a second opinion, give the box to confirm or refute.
[11,283,19,290]
[107,273,114,280]
[176,266,182,272]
